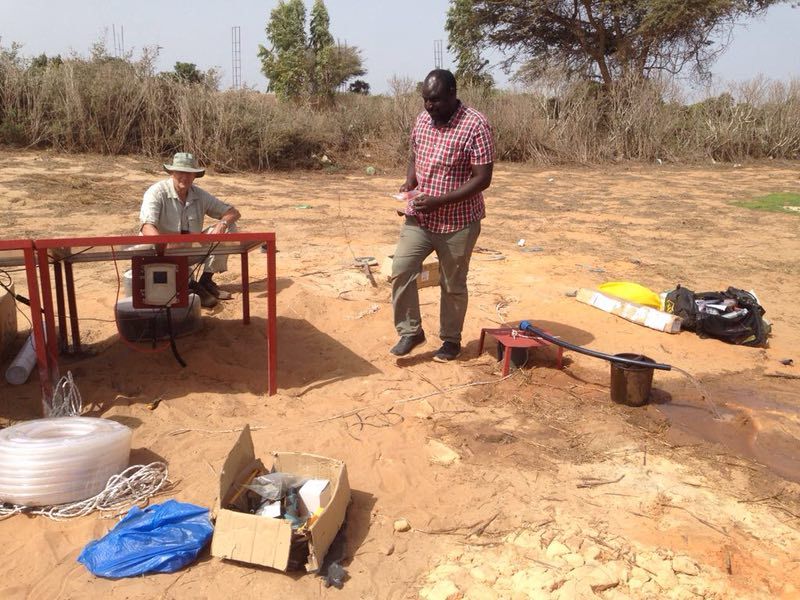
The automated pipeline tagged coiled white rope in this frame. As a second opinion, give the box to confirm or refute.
[46,371,82,417]
[0,462,170,521]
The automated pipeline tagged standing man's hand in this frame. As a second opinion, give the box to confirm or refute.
[411,194,443,214]
[399,149,419,214]
[401,150,418,193]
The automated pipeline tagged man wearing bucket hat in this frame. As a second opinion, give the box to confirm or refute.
[139,152,241,308]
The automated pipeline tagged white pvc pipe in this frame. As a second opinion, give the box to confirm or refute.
[5,333,36,386]
[122,269,133,297]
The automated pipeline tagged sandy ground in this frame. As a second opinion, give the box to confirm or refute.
[0,149,799,599]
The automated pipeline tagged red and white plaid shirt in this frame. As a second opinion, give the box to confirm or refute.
[409,102,495,233]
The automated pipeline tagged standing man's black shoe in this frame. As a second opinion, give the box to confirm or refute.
[433,341,461,362]
[390,331,426,356]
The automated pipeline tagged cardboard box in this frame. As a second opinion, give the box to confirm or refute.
[576,288,683,334]
[381,255,440,289]
[210,425,351,572]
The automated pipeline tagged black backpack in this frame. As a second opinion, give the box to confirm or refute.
[665,285,769,347]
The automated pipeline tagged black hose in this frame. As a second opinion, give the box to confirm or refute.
[166,307,187,368]
[518,320,672,371]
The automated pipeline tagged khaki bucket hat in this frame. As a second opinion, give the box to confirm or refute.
[163,152,205,178]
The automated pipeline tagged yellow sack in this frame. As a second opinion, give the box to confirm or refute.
[598,281,661,309]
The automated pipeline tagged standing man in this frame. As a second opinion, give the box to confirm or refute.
[139,152,241,308]
[390,69,495,361]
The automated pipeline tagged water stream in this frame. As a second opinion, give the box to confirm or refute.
[669,366,723,420]
[653,373,800,482]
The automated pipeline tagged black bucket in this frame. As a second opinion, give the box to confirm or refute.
[610,353,655,407]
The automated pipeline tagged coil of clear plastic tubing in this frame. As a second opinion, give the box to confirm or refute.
[0,417,132,506]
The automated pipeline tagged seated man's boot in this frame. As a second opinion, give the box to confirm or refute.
[189,280,218,308]
[199,272,233,300]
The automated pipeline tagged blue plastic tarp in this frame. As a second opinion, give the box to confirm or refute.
[77,499,214,578]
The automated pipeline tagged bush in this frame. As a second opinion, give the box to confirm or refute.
[1,47,798,168]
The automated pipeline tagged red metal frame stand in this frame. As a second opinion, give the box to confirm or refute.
[0,240,54,408]
[478,326,563,376]
[33,233,278,400]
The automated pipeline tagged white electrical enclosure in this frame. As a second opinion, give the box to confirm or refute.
[142,263,178,306]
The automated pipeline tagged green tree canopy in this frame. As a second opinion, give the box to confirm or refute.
[348,79,370,95]
[258,0,308,99]
[445,0,494,89]
[463,0,789,87]
[258,0,365,101]
[309,0,335,52]
[172,62,204,84]
[160,61,219,89]
[318,43,366,94]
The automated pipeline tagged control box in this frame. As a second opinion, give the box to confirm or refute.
[131,256,189,309]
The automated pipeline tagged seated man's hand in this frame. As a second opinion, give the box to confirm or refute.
[209,221,229,235]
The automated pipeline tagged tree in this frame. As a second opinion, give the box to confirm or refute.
[309,0,336,99]
[258,0,365,101]
[0,41,23,65]
[464,0,789,87]
[160,61,220,89]
[172,62,204,84]
[349,79,370,95]
[445,0,494,89]
[27,53,62,71]
[321,44,366,92]
[309,0,334,53]
[258,0,308,100]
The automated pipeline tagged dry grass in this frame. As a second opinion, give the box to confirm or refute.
[1,51,799,169]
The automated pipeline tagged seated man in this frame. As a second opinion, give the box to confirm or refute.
[139,152,241,308]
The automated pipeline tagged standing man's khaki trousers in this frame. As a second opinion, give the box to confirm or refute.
[391,217,481,344]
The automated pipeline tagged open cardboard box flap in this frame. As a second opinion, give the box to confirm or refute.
[211,425,350,572]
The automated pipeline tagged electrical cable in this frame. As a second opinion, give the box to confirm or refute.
[47,246,96,264]
[0,269,36,329]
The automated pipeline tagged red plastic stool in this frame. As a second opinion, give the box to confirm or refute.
[478,327,563,376]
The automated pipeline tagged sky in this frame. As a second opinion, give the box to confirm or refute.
[1,1,798,95]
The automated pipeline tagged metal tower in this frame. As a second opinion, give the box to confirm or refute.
[231,26,242,90]
[112,25,125,57]
[434,40,443,69]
